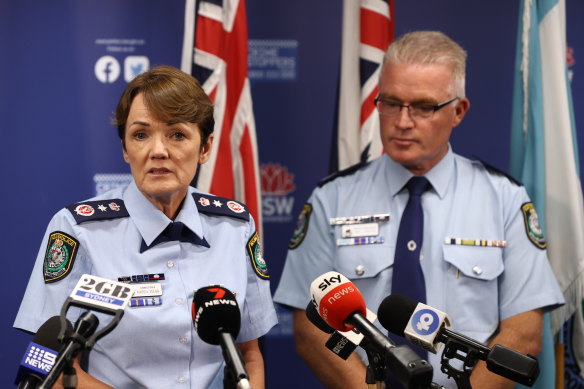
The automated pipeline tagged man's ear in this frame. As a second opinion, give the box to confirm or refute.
[452,97,470,128]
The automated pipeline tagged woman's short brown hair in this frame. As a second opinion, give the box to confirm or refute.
[114,65,214,145]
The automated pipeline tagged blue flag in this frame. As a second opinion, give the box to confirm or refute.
[511,0,584,387]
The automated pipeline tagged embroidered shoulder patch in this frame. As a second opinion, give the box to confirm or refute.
[193,194,250,222]
[247,232,269,279]
[521,202,547,249]
[289,203,312,249]
[65,199,129,225]
[43,231,79,283]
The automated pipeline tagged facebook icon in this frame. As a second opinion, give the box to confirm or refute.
[95,55,121,83]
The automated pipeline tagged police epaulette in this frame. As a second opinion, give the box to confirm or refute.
[65,199,130,225]
[193,193,250,222]
[477,159,523,187]
[317,160,370,188]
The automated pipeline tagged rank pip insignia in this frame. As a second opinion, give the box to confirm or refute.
[521,202,547,249]
[247,232,269,279]
[43,231,79,283]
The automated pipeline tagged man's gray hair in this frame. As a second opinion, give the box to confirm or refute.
[383,31,467,97]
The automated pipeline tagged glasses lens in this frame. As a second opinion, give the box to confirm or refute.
[377,100,400,116]
[410,104,435,120]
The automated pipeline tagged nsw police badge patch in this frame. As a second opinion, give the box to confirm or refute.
[521,202,547,249]
[289,203,312,249]
[43,231,79,283]
[247,232,269,279]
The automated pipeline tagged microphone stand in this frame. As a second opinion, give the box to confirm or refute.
[439,339,480,389]
[219,332,251,389]
[62,361,78,389]
[365,349,386,389]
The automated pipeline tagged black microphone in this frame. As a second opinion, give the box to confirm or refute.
[14,316,73,389]
[310,272,433,388]
[192,285,251,389]
[378,294,540,386]
[39,312,99,389]
[305,301,360,360]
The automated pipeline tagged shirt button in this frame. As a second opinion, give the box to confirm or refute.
[179,336,188,344]
[407,240,417,251]
[177,376,186,384]
[355,265,365,276]
[167,260,174,268]
[473,266,483,275]
[175,298,184,305]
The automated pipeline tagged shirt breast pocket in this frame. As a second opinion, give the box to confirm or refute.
[442,245,504,335]
[335,244,395,302]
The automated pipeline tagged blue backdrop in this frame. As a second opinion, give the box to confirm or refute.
[1,1,582,387]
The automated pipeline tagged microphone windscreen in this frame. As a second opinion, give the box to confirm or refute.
[310,272,367,331]
[377,294,417,337]
[305,302,334,334]
[14,316,73,386]
[34,316,73,350]
[192,285,241,345]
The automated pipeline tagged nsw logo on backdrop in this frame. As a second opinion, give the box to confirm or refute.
[261,163,295,223]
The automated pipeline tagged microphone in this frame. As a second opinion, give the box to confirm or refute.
[310,272,433,388]
[306,301,382,361]
[39,274,137,389]
[14,316,73,389]
[192,285,251,389]
[39,312,99,389]
[378,294,540,386]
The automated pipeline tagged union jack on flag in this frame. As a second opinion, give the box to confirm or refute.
[336,0,394,171]
[181,0,262,231]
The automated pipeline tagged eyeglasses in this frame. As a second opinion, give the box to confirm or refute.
[374,96,460,120]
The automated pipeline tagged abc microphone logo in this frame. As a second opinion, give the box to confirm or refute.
[411,309,440,335]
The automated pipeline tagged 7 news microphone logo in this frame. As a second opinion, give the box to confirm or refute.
[22,343,57,374]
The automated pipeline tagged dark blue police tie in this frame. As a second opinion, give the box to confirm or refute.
[391,176,430,304]
[140,221,209,253]
[387,176,431,388]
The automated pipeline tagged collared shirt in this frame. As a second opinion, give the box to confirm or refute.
[15,180,277,389]
[274,147,564,388]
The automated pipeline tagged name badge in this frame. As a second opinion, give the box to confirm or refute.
[132,282,163,297]
[341,223,379,238]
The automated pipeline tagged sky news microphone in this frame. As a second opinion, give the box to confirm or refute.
[14,316,73,389]
[378,294,540,386]
[192,285,251,389]
[306,301,361,360]
[306,301,385,362]
[310,272,433,388]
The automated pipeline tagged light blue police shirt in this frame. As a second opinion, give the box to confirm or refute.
[15,180,277,389]
[274,147,564,388]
